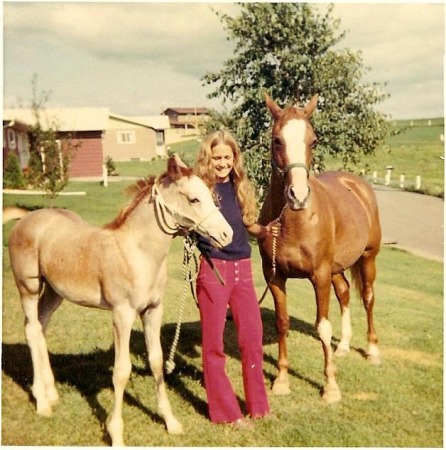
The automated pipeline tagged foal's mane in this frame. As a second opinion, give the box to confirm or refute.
[103,176,158,230]
[103,163,194,230]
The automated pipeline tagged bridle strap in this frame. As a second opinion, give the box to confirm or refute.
[271,159,310,178]
[151,182,221,235]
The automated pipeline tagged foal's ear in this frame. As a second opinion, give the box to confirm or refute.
[265,93,282,119]
[167,154,192,180]
[303,95,319,118]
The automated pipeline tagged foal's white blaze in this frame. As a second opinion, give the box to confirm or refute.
[282,119,309,205]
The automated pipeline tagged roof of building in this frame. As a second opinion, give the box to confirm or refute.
[110,113,170,130]
[3,108,171,132]
[163,107,209,115]
[3,108,110,132]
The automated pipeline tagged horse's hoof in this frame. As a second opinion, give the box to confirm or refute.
[322,387,342,404]
[334,345,350,357]
[272,382,291,396]
[367,354,382,366]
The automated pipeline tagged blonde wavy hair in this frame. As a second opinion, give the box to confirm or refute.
[195,130,258,226]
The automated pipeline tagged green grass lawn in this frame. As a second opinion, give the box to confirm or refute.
[2,174,443,446]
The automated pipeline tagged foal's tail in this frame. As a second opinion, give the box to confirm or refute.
[349,263,363,300]
[3,206,30,224]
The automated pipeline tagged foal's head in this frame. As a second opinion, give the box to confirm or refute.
[157,155,233,248]
[266,94,318,210]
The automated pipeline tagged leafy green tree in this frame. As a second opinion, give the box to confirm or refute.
[202,3,390,194]
[26,75,78,199]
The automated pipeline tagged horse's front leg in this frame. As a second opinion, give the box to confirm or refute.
[107,305,136,447]
[269,275,291,395]
[312,269,341,404]
[141,302,183,435]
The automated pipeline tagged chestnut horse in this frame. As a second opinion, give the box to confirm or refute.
[258,95,381,403]
[8,155,233,446]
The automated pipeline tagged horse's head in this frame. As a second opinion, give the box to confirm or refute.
[156,154,233,248]
[266,93,318,211]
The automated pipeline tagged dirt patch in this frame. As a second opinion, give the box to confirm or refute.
[384,347,442,368]
[349,392,379,401]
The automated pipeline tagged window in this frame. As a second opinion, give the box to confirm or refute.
[7,129,16,149]
[117,130,136,144]
[156,131,164,146]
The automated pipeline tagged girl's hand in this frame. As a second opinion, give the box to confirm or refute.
[266,220,281,237]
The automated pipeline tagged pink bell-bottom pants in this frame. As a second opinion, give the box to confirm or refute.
[197,257,270,423]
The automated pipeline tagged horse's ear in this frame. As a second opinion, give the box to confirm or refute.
[303,95,319,118]
[265,93,282,119]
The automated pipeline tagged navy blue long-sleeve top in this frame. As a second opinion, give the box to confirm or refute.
[197,181,251,260]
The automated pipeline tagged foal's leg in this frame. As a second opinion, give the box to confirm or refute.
[357,255,381,365]
[20,280,58,416]
[312,268,341,404]
[107,305,136,447]
[331,273,352,357]
[140,303,183,434]
[269,275,291,395]
[38,283,63,335]
[35,282,63,406]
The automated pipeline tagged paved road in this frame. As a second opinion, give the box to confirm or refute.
[373,186,444,262]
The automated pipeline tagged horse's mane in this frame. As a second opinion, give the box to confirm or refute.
[103,176,158,230]
[103,163,194,230]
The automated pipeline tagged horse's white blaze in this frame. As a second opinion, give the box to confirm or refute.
[282,119,308,202]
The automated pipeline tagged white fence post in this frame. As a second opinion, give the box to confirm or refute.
[385,166,393,186]
[399,174,405,189]
[372,171,378,183]
[415,175,421,190]
[102,164,108,187]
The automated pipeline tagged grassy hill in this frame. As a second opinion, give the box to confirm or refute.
[112,117,444,197]
[325,117,444,197]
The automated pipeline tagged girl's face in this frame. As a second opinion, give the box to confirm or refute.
[211,143,234,182]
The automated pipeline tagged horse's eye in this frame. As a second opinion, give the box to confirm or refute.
[273,137,282,148]
[190,198,200,204]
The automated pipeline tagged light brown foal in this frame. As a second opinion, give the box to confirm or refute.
[8,155,233,446]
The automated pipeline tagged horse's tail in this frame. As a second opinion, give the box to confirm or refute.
[349,263,363,300]
[3,206,30,224]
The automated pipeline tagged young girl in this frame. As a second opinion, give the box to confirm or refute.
[194,130,275,429]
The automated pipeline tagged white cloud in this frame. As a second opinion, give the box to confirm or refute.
[3,2,444,119]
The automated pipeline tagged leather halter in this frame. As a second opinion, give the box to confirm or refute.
[151,183,220,235]
[271,158,311,210]
[271,158,310,179]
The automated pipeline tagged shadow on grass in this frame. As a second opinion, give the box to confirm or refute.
[1,305,369,444]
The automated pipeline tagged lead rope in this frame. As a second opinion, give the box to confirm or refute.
[165,235,197,374]
[258,211,284,305]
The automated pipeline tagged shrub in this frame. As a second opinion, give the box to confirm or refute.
[3,152,26,189]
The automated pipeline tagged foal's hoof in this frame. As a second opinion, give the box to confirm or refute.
[167,419,184,435]
[272,381,291,396]
[36,403,53,417]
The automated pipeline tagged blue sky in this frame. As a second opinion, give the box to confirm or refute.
[3,2,444,119]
